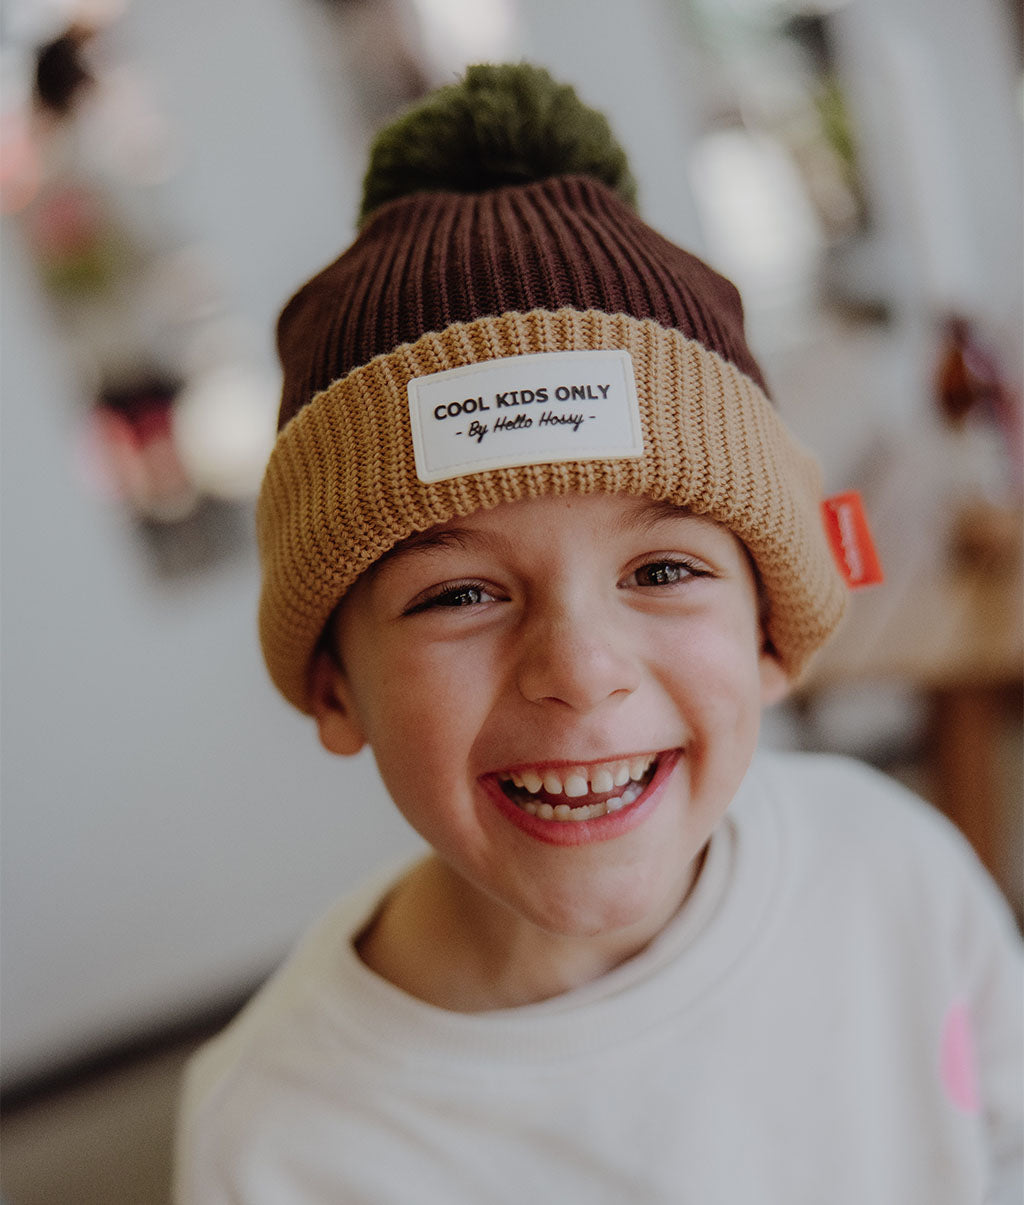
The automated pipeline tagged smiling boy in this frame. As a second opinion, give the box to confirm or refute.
[312,494,786,1012]
[176,65,1022,1203]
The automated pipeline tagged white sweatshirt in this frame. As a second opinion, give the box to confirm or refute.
[176,753,1023,1204]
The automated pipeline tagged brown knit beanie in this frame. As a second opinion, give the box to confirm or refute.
[258,63,847,713]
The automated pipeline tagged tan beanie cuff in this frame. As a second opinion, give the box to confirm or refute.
[258,308,846,713]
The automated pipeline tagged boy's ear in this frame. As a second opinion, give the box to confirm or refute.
[309,651,367,756]
[758,646,791,707]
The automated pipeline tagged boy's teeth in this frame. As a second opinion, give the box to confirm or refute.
[516,778,646,821]
[591,768,614,794]
[500,754,658,812]
[564,773,589,798]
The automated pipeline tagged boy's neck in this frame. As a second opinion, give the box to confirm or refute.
[354,853,703,1013]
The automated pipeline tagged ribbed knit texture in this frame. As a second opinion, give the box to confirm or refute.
[259,309,846,713]
[275,177,767,431]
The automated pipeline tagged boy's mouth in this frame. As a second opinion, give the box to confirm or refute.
[496,753,660,822]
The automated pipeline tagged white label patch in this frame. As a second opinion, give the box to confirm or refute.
[407,350,643,484]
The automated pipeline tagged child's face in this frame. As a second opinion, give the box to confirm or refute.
[314,492,788,940]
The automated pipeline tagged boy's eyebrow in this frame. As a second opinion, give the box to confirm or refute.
[619,498,700,533]
[369,526,477,573]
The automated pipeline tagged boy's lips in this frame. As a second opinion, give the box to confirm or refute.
[481,750,680,844]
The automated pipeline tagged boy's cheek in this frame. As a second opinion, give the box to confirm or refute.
[655,612,762,680]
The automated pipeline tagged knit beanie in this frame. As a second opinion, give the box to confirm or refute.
[258,63,847,713]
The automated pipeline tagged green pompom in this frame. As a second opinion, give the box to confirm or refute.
[358,62,637,226]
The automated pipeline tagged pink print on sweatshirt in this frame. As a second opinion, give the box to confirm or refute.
[941,1000,980,1114]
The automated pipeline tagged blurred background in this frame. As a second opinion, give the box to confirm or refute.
[1,0,1021,1200]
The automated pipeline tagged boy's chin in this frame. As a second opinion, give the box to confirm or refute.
[506,856,704,946]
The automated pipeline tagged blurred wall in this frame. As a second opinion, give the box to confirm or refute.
[833,0,1021,373]
[1,0,393,1088]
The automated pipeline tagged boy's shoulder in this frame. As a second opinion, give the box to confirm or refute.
[750,746,970,853]
[745,748,1018,946]
[176,864,402,1161]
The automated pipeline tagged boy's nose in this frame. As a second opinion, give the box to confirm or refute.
[514,604,641,713]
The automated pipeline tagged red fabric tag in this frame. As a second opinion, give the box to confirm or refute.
[821,491,884,588]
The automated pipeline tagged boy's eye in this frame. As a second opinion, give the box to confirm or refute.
[624,558,706,588]
[405,581,496,613]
